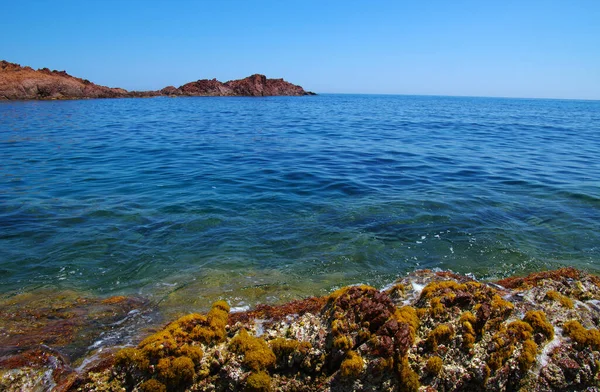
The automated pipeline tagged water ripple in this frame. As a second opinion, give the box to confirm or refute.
[0,95,599,304]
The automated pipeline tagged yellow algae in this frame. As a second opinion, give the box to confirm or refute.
[113,301,229,389]
[270,337,300,358]
[374,357,394,373]
[420,280,466,300]
[245,371,272,392]
[328,284,377,302]
[190,300,230,344]
[488,344,514,371]
[179,343,203,364]
[212,300,230,312]
[333,335,354,351]
[170,313,206,332]
[460,311,477,350]
[157,356,195,385]
[518,339,538,371]
[139,329,178,358]
[114,347,150,371]
[393,306,420,333]
[523,310,554,340]
[563,320,600,350]
[507,320,533,341]
[340,351,364,378]
[545,290,574,309]
[397,357,420,392]
[465,281,482,290]
[425,356,443,375]
[386,283,406,299]
[429,297,445,318]
[426,324,454,351]
[490,294,514,317]
[140,379,167,392]
[358,327,371,342]
[329,284,376,301]
[331,319,345,336]
[230,329,276,371]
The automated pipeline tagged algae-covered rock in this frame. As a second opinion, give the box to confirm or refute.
[3,268,600,391]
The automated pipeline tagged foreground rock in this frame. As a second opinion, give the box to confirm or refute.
[2,267,600,391]
[0,60,315,100]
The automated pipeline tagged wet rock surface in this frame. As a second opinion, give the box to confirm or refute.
[2,267,600,391]
[0,60,315,100]
[0,290,155,391]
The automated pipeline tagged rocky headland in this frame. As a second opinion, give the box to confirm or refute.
[0,60,315,100]
[1,267,600,391]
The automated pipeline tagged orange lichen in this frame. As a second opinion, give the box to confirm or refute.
[229,329,276,371]
[340,351,364,378]
[425,356,443,375]
[563,320,600,350]
[545,290,574,309]
[523,310,554,341]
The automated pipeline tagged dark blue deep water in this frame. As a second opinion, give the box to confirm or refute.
[1,95,599,311]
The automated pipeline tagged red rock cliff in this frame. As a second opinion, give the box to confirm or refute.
[0,60,133,100]
[0,60,315,100]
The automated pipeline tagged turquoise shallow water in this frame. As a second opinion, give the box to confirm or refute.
[1,95,599,311]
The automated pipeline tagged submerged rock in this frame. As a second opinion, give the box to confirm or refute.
[2,267,600,391]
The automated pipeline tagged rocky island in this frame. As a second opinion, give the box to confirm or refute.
[0,60,315,100]
[1,267,600,391]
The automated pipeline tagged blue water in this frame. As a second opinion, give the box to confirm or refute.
[1,95,599,310]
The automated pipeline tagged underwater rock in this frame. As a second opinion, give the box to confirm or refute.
[2,267,600,391]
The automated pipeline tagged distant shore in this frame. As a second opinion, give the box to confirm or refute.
[0,60,316,100]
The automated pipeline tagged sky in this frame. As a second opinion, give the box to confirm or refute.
[2,0,599,99]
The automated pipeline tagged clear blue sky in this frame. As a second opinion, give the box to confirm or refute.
[2,0,599,99]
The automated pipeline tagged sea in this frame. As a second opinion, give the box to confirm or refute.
[1,94,599,317]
